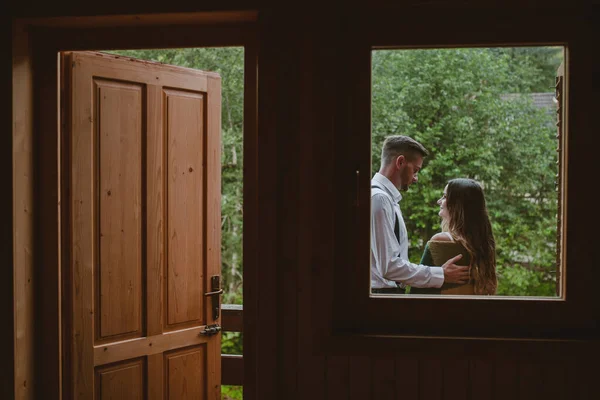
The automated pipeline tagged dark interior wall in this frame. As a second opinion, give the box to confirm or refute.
[10,0,257,18]
[7,1,599,399]
[3,6,14,400]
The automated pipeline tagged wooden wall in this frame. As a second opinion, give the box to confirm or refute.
[256,5,598,400]
[7,1,599,399]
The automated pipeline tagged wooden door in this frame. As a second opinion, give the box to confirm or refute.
[61,51,222,400]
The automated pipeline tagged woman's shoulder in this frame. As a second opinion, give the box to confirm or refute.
[430,232,453,242]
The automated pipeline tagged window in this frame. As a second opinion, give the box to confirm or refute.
[369,46,565,299]
[329,10,595,341]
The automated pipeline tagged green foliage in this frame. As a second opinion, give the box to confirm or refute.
[222,385,243,400]
[221,332,243,355]
[372,47,563,296]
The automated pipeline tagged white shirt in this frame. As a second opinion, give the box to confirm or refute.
[370,173,445,289]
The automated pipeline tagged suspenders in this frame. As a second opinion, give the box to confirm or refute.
[371,185,400,244]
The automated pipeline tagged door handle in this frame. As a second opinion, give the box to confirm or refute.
[205,288,224,296]
[206,276,222,320]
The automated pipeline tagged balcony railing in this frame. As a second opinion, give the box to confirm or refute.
[221,304,243,386]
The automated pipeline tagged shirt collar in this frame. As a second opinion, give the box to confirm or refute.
[373,172,402,203]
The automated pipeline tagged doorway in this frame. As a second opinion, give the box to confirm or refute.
[13,14,264,400]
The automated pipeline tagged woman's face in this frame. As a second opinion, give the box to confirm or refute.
[437,185,450,221]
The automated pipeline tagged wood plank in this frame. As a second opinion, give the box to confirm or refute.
[419,359,443,400]
[22,11,257,28]
[573,351,593,400]
[540,361,566,400]
[518,360,543,399]
[221,305,243,333]
[59,51,72,400]
[38,23,257,51]
[240,34,259,400]
[94,326,210,366]
[37,44,61,400]
[12,20,35,400]
[442,358,469,400]
[250,11,280,400]
[372,357,396,400]
[71,51,96,400]
[165,88,205,329]
[2,15,15,400]
[278,18,301,400]
[73,52,212,91]
[395,355,419,400]
[96,78,144,342]
[295,11,334,400]
[565,356,578,400]
[349,356,371,400]
[326,356,349,400]
[493,357,518,400]
[468,358,492,400]
[146,84,164,338]
[222,355,243,386]
[147,353,164,400]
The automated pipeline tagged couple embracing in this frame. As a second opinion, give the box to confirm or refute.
[371,135,497,296]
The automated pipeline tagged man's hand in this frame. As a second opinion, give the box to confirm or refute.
[441,254,470,284]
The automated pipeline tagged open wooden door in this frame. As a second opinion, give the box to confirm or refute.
[61,51,222,399]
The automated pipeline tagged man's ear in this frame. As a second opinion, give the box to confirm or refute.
[395,155,405,169]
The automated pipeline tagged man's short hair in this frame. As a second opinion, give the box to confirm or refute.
[381,135,429,166]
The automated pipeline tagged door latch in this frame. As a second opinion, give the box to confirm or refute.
[199,324,222,337]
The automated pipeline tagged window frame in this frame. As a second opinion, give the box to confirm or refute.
[328,9,597,345]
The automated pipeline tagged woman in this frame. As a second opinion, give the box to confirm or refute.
[411,178,497,295]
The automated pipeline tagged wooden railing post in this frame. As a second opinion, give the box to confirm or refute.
[221,304,244,386]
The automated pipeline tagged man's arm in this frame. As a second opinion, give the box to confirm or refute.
[371,194,445,288]
[427,233,471,284]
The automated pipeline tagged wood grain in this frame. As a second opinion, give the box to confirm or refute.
[165,88,205,329]
[96,79,144,342]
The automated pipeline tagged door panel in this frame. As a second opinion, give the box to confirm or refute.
[96,78,144,343]
[165,89,205,330]
[165,346,207,400]
[62,51,222,399]
[95,359,146,400]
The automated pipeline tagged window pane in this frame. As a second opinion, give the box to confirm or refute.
[370,46,564,297]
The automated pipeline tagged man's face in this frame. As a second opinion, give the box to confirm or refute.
[397,155,423,191]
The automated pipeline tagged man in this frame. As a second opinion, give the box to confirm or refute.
[371,135,470,294]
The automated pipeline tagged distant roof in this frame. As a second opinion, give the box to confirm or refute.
[501,92,556,116]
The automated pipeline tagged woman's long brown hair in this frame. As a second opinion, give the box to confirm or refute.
[442,178,497,295]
